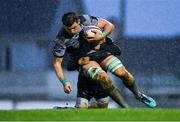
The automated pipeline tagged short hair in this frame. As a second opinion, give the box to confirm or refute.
[62,12,78,27]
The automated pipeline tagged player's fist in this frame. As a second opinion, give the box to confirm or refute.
[63,82,72,94]
[87,29,104,41]
[82,26,105,42]
[78,56,90,65]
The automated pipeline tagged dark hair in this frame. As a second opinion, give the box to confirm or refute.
[62,12,78,27]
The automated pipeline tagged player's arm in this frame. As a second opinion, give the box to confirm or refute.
[88,18,115,41]
[53,57,65,82]
[53,36,72,94]
[53,56,72,94]
[97,18,115,37]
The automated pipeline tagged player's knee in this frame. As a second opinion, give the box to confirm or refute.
[88,103,98,108]
[97,103,108,108]
[75,97,89,109]
[97,73,112,89]
[86,66,105,81]
[76,104,88,108]
[114,68,127,77]
[86,66,112,89]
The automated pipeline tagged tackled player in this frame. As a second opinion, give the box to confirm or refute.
[53,12,156,108]
[53,12,128,108]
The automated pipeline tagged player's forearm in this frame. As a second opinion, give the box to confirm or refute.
[54,62,65,81]
[103,22,114,36]
[97,18,115,36]
[53,57,69,86]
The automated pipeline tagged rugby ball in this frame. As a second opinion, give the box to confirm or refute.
[83,26,102,37]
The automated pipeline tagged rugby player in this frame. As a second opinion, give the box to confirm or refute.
[75,13,156,108]
[53,12,128,108]
[57,12,156,108]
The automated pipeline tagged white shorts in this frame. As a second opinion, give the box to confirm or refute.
[75,97,109,108]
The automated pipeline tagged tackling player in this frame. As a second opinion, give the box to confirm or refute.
[75,73,110,108]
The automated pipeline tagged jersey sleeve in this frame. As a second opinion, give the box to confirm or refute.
[52,37,66,57]
[80,15,99,26]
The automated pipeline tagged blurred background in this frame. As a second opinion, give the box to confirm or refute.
[0,0,180,109]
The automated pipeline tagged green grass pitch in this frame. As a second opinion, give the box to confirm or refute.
[0,108,180,121]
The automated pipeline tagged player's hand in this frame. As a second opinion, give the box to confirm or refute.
[63,82,72,94]
[78,57,90,65]
[86,29,104,41]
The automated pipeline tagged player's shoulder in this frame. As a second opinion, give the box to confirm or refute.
[78,14,98,26]
[54,29,65,44]
[56,28,71,39]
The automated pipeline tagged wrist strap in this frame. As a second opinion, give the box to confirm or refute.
[102,31,107,38]
[60,79,69,86]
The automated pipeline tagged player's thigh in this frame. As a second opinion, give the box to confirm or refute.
[82,61,104,78]
[82,61,101,72]
[81,61,112,89]
[75,97,89,108]
[100,55,128,76]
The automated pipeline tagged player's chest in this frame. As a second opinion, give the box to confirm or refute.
[64,34,80,48]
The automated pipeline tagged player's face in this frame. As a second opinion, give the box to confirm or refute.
[64,20,80,36]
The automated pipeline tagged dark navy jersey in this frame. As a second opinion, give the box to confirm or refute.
[53,15,99,58]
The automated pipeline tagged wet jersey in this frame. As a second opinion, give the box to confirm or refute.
[53,15,99,59]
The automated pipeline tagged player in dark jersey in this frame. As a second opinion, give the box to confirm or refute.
[76,15,156,108]
[67,38,119,108]
[63,14,156,108]
[59,12,156,108]
[53,12,128,108]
